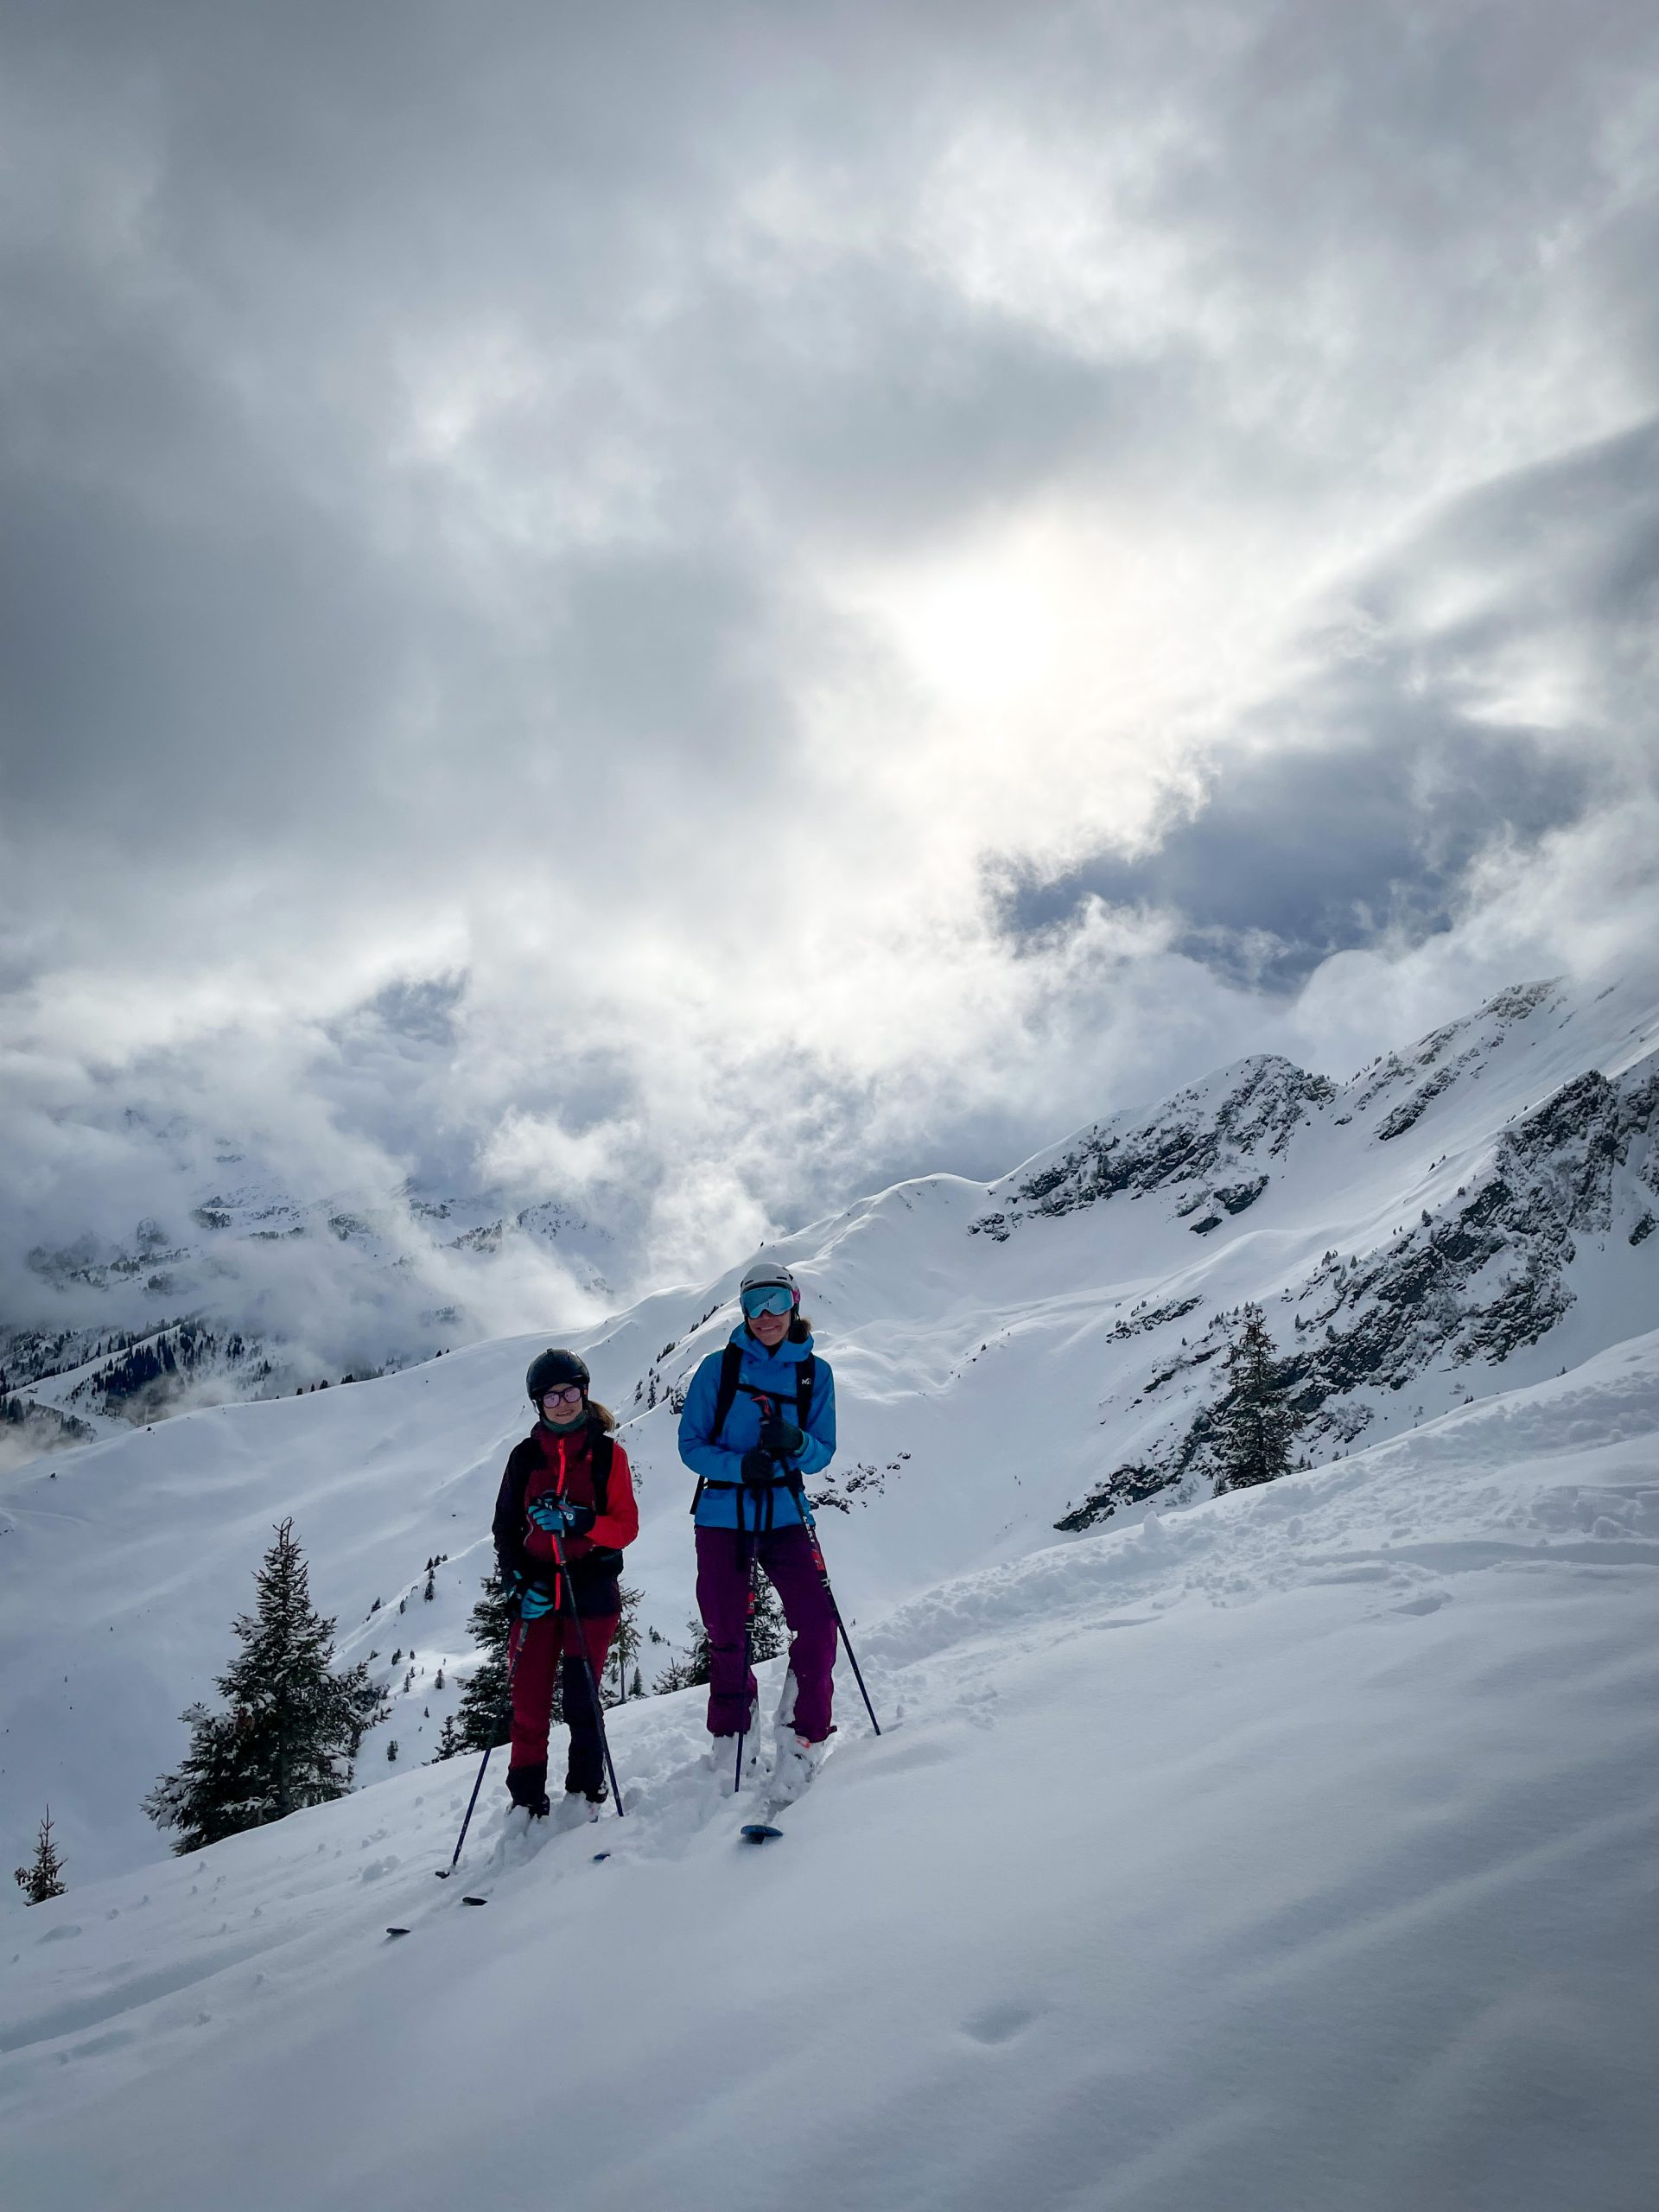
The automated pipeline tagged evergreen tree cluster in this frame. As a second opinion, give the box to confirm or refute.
[79,1320,268,1421]
[653,1570,785,1693]
[442,1569,521,1755]
[143,1519,388,1853]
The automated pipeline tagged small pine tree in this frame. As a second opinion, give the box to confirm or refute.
[604,1584,645,1707]
[1211,1305,1303,1493]
[14,1805,67,1904]
[423,1571,435,1601]
[143,1518,389,1853]
[750,1570,787,1662]
[386,1739,399,1762]
[431,1713,466,1762]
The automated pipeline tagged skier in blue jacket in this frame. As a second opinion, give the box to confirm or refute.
[677,1261,838,1797]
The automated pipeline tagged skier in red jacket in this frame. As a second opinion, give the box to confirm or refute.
[492,1349,639,1815]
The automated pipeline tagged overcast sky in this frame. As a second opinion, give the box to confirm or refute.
[3,0,1657,1325]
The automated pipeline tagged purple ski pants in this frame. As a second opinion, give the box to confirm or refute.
[695,1522,839,1745]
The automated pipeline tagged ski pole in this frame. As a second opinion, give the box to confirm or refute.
[438,1629,523,1877]
[548,1529,626,1816]
[795,1491,881,1738]
[734,1516,760,1794]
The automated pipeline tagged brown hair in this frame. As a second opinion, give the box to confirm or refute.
[587,1399,617,1433]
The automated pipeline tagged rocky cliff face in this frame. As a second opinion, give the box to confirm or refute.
[971,1055,1336,1242]
[1040,981,1659,1529]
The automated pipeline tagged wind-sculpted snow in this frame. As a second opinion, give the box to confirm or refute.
[3,1336,1659,2211]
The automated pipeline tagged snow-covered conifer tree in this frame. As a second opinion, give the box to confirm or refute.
[1211,1305,1302,1492]
[143,1518,387,1853]
[14,1805,67,1904]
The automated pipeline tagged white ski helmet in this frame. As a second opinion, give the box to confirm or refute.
[740,1259,799,1305]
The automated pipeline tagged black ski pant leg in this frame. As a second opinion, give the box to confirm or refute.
[559,1611,617,1794]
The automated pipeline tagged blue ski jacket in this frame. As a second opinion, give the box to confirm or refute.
[677,1326,836,1531]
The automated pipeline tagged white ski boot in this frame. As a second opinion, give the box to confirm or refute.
[766,1732,827,1809]
[702,1701,761,1795]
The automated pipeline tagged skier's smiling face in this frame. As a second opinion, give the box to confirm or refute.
[748,1306,790,1348]
[540,1384,586,1427]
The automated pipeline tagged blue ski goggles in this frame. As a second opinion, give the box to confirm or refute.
[741,1284,795,1319]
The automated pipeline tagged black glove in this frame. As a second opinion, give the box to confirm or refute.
[759,1412,805,1458]
[740,1450,774,1488]
[563,1501,597,1539]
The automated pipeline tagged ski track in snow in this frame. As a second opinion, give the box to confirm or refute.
[3,1334,1659,2209]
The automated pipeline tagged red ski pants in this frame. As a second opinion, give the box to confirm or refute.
[508,1610,616,1789]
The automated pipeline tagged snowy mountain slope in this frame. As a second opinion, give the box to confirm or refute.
[3,1333,1658,2212]
[4,969,1658,1890]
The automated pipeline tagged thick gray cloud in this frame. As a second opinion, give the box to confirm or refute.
[998,414,1658,989]
[997,726,1602,994]
[2,0,1656,1347]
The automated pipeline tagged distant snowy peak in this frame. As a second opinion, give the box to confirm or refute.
[974,979,1575,1246]
[3,1166,615,1436]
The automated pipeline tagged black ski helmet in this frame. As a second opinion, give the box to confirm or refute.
[525,1347,590,1405]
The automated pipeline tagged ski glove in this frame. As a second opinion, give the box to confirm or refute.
[527,1497,596,1538]
[518,1581,558,1621]
[740,1450,776,1488]
[759,1412,805,1458]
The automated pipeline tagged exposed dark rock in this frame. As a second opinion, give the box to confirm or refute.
[975,1059,1330,1235]
[1054,1463,1176,1531]
[1217,1178,1269,1215]
[1374,1059,1467,1141]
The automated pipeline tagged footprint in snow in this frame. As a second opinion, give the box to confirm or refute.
[1389,1589,1451,1617]
[963,2000,1041,2046]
